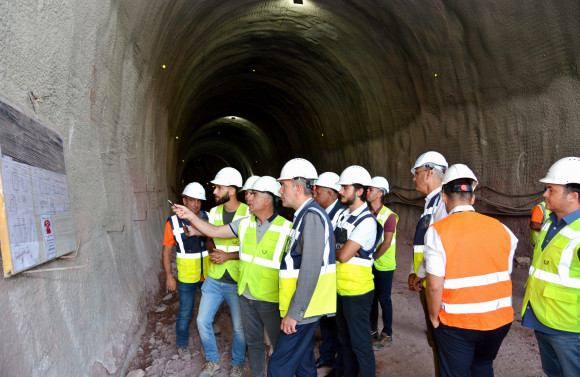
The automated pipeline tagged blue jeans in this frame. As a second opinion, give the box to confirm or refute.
[196,277,246,366]
[176,280,203,348]
[370,267,394,336]
[535,330,580,377]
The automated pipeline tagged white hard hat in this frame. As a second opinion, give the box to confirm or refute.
[314,172,341,192]
[211,167,243,188]
[182,182,206,200]
[370,176,390,194]
[540,157,580,185]
[337,165,372,186]
[442,164,478,188]
[251,176,281,197]
[277,158,318,181]
[411,151,448,174]
[242,175,261,191]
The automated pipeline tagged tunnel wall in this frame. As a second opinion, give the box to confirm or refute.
[0,1,168,376]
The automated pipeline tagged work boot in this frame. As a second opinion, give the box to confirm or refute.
[230,365,243,377]
[178,347,192,360]
[373,332,392,350]
[199,361,221,377]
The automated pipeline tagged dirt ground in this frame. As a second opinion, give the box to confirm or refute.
[127,241,545,377]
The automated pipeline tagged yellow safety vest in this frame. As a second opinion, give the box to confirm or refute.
[169,215,209,283]
[530,201,550,245]
[373,206,398,271]
[522,218,580,332]
[207,203,250,282]
[335,205,382,296]
[237,215,292,302]
[279,200,336,318]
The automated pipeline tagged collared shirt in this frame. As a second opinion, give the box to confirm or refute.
[523,207,580,335]
[229,211,279,243]
[370,203,397,233]
[424,205,518,277]
[325,199,339,214]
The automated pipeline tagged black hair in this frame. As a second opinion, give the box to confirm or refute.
[442,178,475,202]
[353,183,367,202]
[565,183,580,203]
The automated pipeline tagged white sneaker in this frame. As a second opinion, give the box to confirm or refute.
[199,361,221,377]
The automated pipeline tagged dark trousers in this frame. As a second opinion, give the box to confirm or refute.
[336,291,375,377]
[434,322,511,377]
[267,320,320,377]
[420,288,441,377]
[319,315,344,369]
[370,267,394,336]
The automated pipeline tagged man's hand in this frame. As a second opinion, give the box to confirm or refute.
[412,275,425,291]
[408,273,417,291]
[173,204,194,222]
[184,225,201,237]
[166,275,177,291]
[281,315,298,334]
[210,249,228,264]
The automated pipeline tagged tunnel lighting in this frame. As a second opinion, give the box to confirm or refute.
[252,69,255,72]
[434,73,438,77]
[182,160,184,163]
[322,133,324,136]
[175,136,179,139]
[162,64,166,69]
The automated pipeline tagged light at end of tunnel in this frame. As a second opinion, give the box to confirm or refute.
[162,64,166,69]
[434,73,438,77]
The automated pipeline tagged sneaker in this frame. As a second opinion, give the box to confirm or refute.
[373,333,392,350]
[230,365,243,377]
[199,361,221,377]
[178,347,192,360]
[371,330,380,341]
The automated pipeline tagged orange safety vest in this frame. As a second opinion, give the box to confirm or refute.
[433,211,514,331]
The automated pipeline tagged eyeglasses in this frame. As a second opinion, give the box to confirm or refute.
[413,168,430,177]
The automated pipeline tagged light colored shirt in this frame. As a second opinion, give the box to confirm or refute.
[423,205,518,277]
[337,202,377,251]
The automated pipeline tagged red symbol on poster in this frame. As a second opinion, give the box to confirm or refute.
[44,219,52,235]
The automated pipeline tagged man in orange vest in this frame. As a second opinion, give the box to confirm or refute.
[424,164,518,377]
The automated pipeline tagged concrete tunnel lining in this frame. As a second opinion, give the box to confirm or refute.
[0,0,579,375]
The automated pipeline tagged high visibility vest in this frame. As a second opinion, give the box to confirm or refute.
[530,201,550,245]
[522,218,580,332]
[327,200,346,228]
[373,206,398,271]
[433,211,514,331]
[335,205,383,296]
[237,215,292,302]
[168,214,209,284]
[279,200,336,318]
[207,203,250,282]
[413,192,445,274]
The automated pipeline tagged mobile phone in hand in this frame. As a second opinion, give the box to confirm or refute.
[168,199,177,208]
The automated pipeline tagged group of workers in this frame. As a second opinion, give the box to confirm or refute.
[161,153,580,377]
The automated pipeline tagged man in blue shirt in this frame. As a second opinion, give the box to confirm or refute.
[521,157,580,377]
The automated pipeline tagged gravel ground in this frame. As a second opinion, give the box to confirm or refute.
[127,242,544,377]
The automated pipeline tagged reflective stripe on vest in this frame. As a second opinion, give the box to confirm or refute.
[237,215,292,302]
[279,200,336,318]
[434,211,514,330]
[413,192,444,274]
[374,206,398,271]
[335,205,382,296]
[169,214,209,283]
[530,202,551,244]
[522,218,580,332]
[207,203,250,281]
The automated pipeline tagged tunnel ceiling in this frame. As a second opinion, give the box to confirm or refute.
[144,0,580,184]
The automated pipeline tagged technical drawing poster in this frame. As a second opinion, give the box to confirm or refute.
[0,96,76,277]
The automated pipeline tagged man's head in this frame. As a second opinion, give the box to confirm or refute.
[337,165,372,209]
[181,182,206,214]
[211,167,243,205]
[247,176,280,213]
[441,164,478,213]
[313,172,341,209]
[277,158,318,210]
[540,157,580,218]
[367,176,390,205]
[242,175,261,204]
[411,151,448,196]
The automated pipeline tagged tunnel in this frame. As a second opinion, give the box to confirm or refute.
[0,0,579,376]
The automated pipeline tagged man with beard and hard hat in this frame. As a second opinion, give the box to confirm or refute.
[522,157,580,377]
[424,164,518,377]
[173,176,292,377]
[267,158,337,377]
[242,175,261,204]
[409,151,449,377]
[367,176,398,351]
[191,167,250,377]
[313,172,345,376]
[162,182,214,360]
[334,165,382,377]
